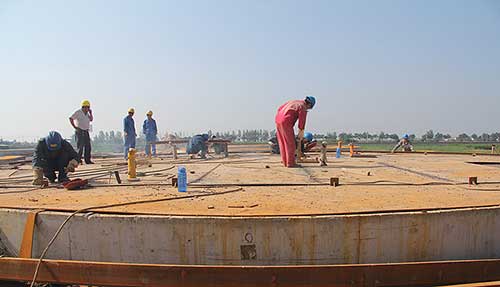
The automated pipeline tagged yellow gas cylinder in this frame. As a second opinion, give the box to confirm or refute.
[128,148,137,180]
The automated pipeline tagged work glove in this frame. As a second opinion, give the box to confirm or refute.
[65,159,79,173]
[32,167,44,186]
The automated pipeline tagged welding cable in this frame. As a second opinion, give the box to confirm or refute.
[29,186,244,287]
[0,187,42,194]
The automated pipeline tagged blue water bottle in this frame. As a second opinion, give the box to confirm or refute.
[336,147,341,158]
[177,166,187,192]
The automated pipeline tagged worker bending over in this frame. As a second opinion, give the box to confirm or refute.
[274,96,316,167]
[69,100,94,164]
[123,108,137,159]
[392,134,414,153]
[187,134,209,159]
[32,131,79,185]
[143,110,158,157]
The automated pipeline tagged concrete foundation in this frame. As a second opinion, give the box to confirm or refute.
[1,206,500,265]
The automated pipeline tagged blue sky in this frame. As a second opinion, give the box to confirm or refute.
[0,0,499,141]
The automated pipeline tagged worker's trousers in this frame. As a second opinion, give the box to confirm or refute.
[145,135,157,156]
[44,153,71,182]
[275,121,297,167]
[75,129,92,164]
[124,135,136,159]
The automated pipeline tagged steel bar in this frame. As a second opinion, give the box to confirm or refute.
[1,257,500,287]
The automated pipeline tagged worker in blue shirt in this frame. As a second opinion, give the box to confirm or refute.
[187,134,210,159]
[123,108,136,159]
[143,110,158,156]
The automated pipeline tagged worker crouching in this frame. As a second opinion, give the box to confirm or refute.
[32,131,79,185]
[391,134,414,153]
[187,134,209,159]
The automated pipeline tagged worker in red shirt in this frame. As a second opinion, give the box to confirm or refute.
[275,96,316,167]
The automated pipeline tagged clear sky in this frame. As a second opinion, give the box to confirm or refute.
[0,0,499,141]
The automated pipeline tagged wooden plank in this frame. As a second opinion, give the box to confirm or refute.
[1,257,500,287]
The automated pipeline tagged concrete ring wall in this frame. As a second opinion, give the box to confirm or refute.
[0,207,499,265]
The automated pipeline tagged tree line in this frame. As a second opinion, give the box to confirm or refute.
[90,129,500,145]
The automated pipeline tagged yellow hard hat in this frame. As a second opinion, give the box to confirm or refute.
[146,110,153,116]
[128,108,135,113]
[81,100,90,107]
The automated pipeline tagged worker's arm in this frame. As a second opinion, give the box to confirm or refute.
[391,141,402,153]
[297,107,307,131]
[142,120,147,135]
[153,120,158,134]
[123,118,129,136]
[32,141,47,169]
[69,118,77,130]
[88,109,93,122]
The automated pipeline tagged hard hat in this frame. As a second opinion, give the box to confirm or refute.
[402,134,410,139]
[321,141,328,146]
[81,100,90,107]
[305,95,316,109]
[304,132,313,142]
[128,108,135,114]
[45,131,62,151]
[146,110,153,116]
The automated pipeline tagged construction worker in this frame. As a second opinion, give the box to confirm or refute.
[392,134,414,153]
[123,108,137,159]
[32,131,79,184]
[301,132,317,153]
[211,135,226,155]
[69,100,94,164]
[275,96,316,167]
[268,131,316,155]
[319,141,328,166]
[143,110,158,156]
[187,134,209,159]
[269,136,280,154]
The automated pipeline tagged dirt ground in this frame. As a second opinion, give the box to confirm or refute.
[1,151,500,216]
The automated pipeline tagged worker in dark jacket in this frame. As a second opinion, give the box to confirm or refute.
[32,131,79,185]
[187,134,209,159]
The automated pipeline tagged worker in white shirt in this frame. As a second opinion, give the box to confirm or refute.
[69,100,94,164]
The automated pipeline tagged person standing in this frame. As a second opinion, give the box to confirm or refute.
[123,108,137,159]
[275,95,316,167]
[69,100,94,164]
[143,110,158,156]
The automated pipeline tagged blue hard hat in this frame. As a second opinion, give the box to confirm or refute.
[45,131,62,151]
[402,134,410,139]
[305,95,316,109]
[304,132,313,142]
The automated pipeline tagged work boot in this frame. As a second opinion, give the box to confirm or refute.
[85,161,95,164]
